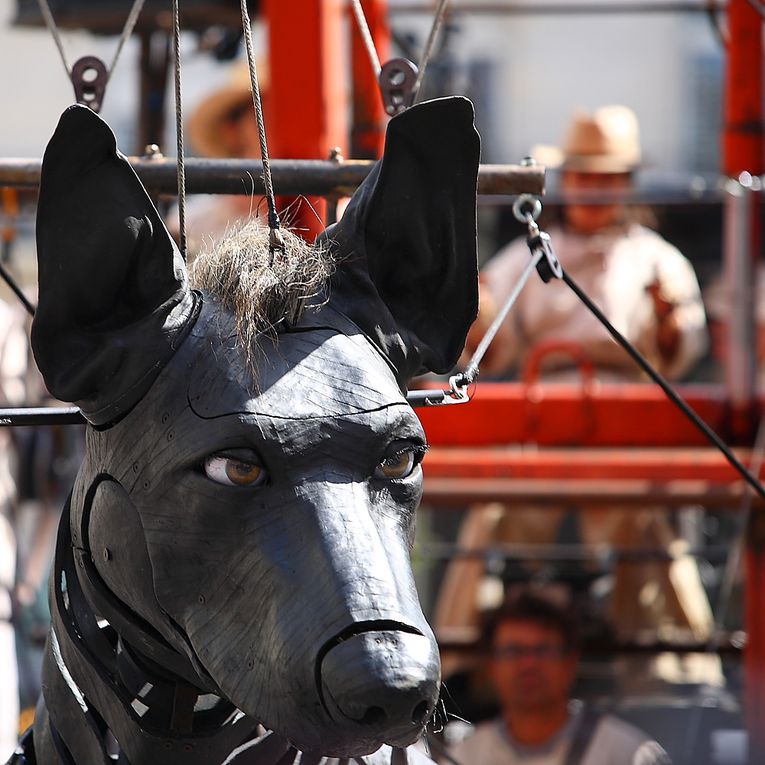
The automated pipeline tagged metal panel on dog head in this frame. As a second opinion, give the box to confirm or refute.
[28,97,479,764]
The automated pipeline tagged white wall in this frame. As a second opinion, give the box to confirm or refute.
[391,1,724,175]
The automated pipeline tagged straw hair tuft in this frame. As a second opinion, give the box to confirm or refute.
[189,220,334,365]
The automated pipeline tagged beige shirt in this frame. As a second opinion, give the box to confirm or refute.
[481,225,708,382]
[449,712,671,765]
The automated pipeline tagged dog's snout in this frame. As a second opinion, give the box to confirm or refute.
[318,628,440,747]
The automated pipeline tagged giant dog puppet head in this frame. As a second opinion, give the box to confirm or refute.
[30,97,479,764]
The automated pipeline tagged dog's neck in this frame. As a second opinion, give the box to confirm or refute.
[40,497,264,765]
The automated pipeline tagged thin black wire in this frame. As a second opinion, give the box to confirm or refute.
[0,262,35,317]
[562,270,765,503]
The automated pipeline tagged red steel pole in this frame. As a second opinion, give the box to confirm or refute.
[263,0,348,239]
[350,0,390,159]
[723,1,765,762]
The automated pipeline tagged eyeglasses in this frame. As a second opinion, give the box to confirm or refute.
[493,644,570,660]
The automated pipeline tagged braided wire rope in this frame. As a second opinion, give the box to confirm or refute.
[350,0,383,76]
[171,0,187,259]
[108,0,147,79]
[412,0,450,103]
[35,0,146,77]
[457,249,543,387]
[240,0,284,255]
[349,0,450,106]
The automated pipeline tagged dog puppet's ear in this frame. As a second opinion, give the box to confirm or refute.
[32,105,198,426]
[322,96,479,386]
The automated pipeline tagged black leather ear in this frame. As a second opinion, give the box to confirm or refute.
[32,105,199,426]
[321,96,480,385]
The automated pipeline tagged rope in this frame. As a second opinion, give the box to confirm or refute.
[35,0,145,77]
[108,0,147,79]
[457,249,543,387]
[35,0,71,73]
[171,0,187,259]
[412,0,450,103]
[240,0,284,256]
[563,270,765,503]
[350,0,382,77]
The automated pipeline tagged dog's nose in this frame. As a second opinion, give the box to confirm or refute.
[318,629,440,747]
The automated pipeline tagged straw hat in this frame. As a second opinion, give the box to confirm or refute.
[532,105,642,174]
[188,60,268,158]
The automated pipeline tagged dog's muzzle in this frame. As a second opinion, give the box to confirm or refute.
[317,623,440,748]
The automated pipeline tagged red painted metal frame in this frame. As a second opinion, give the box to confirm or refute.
[723,0,765,757]
[263,0,348,240]
[416,382,742,448]
[416,383,765,506]
[350,0,390,159]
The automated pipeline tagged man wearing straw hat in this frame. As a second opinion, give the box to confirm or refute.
[472,104,707,382]
[436,106,714,676]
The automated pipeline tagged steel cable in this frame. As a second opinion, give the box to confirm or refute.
[412,0,450,103]
[350,0,383,76]
[35,0,145,77]
[171,0,187,259]
[240,0,284,256]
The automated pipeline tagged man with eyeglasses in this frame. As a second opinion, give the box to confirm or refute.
[448,590,671,765]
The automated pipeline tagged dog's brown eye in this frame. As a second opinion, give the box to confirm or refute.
[205,455,266,487]
[375,445,425,481]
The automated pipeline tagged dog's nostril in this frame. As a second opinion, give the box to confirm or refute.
[361,706,387,726]
[411,700,429,726]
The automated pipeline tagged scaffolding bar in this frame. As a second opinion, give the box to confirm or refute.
[0,158,545,197]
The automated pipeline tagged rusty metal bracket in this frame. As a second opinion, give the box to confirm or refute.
[70,55,109,113]
[379,58,419,116]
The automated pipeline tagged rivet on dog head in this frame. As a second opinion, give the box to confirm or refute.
[103,548,111,562]
[143,480,150,490]
[198,594,205,605]
[132,463,139,473]
[161,413,170,424]
[247,659,254,670]
[167,431,175,442]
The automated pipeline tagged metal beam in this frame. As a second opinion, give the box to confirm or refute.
[0,158,545,197]
[389,1,728,14]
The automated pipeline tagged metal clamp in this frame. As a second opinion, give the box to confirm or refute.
[379,58,419,116]
[513,193,562,283]
[528,228,562,283]
[406,375,472,408]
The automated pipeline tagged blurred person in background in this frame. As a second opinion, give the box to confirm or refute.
[447,588,671,765]
[469,105,708,381]
[436,107,716,682]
